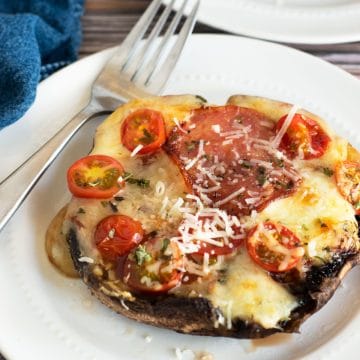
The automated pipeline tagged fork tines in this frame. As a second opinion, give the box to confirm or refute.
[117,0,200,94]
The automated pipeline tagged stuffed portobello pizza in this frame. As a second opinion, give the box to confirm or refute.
[48,94,360,339]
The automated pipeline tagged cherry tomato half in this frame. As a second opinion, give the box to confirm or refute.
[276,113,330,160]
[246,222,304,273]
[122,238,183,294]
[67,155,124,198]
[95,215,144,261]
[335,161,360,214]
[121,109,166,155]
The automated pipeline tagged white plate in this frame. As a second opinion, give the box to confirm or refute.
[1,34,360,360]
[165,0,360,44]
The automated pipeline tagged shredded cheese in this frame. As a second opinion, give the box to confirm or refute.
[130,144,144,157]
[272,104,300,148]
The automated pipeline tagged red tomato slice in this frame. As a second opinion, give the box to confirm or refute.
[276,113,330,160]
[121,108,166,155]
[335,161,360,214]
[67,155,124,198]
[246,222,304,272]
[95,215,144,261]
[122,238,183,294]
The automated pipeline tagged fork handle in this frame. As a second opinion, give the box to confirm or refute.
[0,102,102,232]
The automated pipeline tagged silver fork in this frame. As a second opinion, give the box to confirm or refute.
[0,0,200,232]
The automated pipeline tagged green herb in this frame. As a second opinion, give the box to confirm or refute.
[301,224,309,231]
[256,166,267,186]
[77,207,86,214]
[114,196,124,202]
[148,230,158,238]
[241,160,252,169]
[322,246,331,252]
[217,269,227,284]
[355,201,360,210]
[185,140,199,151]
[123,171,150,188]
[109,202,118,213]
[140,128,154,144]
[100,201,108,208]
[314,256,325,264]
[161,238,170,254]
[317,218,328,228]
[134,245,152,266]
[168,132,179,143]
[274,158,284,168]
[322,167,334,177]
[195,95,207,103]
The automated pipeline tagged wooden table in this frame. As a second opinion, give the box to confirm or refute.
[82,0,360,79]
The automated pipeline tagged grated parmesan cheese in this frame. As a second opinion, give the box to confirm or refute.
[130,144,144,157]
[272,104,300,148]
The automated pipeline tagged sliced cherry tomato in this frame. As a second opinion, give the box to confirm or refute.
[67,155,124,198]
[276,113,330,160]
[95,215,144,261]
[246,222,304,273]
[335,161,360,214]
[121,108,166,155]
[122,238,183,294]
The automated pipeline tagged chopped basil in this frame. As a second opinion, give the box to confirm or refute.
[100,201,118,212]
[301,224,309,231]
[256,166,267,186]
[217,269,227,284]
[274,158,284,168]
[77,207,86,214]
[100,200,108,208]
[135,245,152,265]
[140,128,154,144]
[109,202,118,213]
[317,218,328,228]
[123,171,150,188]
[322,167,334,177]
[161,238,170,254]
[185,140,199,151]
[195,95,207,103]
[355,201,360,210]
[114,196,125,202]
[241,160,252,169]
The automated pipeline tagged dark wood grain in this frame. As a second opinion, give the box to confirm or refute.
[80,0,360,79]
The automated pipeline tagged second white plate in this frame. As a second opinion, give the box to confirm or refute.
[166,0,360,44]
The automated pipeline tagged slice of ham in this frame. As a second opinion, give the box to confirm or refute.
[165,106,302,216]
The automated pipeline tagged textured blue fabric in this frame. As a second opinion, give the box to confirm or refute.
[0,0,84,129]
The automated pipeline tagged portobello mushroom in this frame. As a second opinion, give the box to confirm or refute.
[57,95,360,338]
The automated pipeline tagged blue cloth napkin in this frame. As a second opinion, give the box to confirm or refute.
[0,0,84,129]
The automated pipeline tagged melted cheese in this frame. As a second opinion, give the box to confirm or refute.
[259,168,358,260]
[209,250,298,329]
[61,94,360,332]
